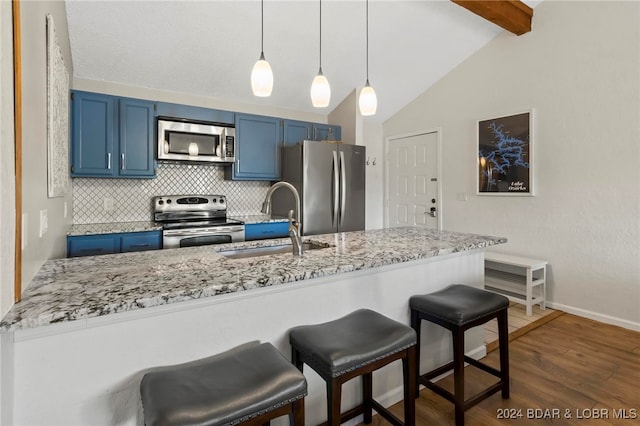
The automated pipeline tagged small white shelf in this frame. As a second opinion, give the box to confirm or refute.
[484,252,547,316]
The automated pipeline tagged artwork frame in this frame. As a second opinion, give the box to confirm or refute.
[477,110,534,196]
[46,14,70,198]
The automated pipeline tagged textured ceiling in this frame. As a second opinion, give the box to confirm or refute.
[66,1,540,122]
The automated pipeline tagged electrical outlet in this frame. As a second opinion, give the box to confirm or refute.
[456,192,468,202]
[64,201,68,219]
[103,197,114,212]
[39,209,48,237]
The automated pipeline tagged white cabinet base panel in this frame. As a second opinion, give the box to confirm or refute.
[484,252,547,316]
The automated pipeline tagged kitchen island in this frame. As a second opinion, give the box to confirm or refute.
[0,227,505,426]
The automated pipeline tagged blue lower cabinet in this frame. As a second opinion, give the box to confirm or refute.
[244,222,289,241]
[67,234,119,257]
[121,232,162,253]
[68,231,162,257]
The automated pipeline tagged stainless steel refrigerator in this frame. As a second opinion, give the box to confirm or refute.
[271,140,366,236]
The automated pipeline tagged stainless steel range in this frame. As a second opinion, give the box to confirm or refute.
[153,195,245,249]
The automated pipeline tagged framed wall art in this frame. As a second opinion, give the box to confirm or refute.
[477,110,533,196]
[46,14,70,198]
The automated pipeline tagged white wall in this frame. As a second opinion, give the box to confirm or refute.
[328,89,357,144]
[0,3,17,424]
[383,1,640,328]
[0,0,16,318]
[19,1,74,293]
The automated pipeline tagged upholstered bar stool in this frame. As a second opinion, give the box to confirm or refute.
[289,309,417,426]
[409,285,510,426]
[140,341,307,426]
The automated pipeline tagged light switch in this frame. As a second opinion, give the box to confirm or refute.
[39,209,48,237]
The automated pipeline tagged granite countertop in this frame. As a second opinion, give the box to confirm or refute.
[229,214,289,224]
[1,227,506,333]
[67,221,162,236]
[67,216,287,236]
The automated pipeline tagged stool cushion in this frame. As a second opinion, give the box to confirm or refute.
[140,341,307,426]
[410,284,509,327]
[289,309,416,378]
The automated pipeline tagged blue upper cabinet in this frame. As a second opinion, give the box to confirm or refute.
[155,102,234,125]
[119,98,155,177]
[226,113,282,180]
[283,119,342,146]
[71,91,117,177]
[283,119,313,146]
[313,123,341,142]
[71,91,155,178]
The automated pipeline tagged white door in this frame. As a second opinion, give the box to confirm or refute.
[386,131,440,229]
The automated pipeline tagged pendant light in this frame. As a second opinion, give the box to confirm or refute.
[310,0,330,107]
[251,0,273,97]
[358,0,377,116]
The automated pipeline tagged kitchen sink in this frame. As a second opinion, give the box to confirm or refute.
[219,241,332,259]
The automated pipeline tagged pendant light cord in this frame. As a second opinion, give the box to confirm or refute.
[319,0,323,71]
[365,0,369,82]
[260,0,264,54]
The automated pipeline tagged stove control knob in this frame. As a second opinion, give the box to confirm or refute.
[219,198,225,204]
[158,200,164,205]
[166,199,172,204]
[212,198,217,203]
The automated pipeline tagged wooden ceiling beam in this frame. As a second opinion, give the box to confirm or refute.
[451,0,533,36]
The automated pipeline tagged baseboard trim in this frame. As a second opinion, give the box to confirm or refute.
[547,302,640,332]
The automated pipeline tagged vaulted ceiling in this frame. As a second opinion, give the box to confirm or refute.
[65,1,540,122]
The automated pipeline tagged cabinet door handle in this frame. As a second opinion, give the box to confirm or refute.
[313,128,317,140]
[107,153,112,170]
[121,153,125,170]
[306,128,310,139]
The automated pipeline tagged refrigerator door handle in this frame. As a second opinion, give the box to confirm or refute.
[332,150,339,227]
[340,151,346,227]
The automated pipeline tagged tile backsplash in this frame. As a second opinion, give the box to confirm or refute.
[72,163,270,224]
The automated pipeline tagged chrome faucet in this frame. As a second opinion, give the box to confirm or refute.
[261,181,303,256]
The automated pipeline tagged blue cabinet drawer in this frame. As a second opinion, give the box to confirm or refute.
[244,222,289,241]
[67,235,119,257]
[120,231,162,252]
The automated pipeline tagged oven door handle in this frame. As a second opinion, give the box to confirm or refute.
[163,226,244,237]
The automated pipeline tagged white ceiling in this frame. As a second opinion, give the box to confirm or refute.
[65,1,540,122]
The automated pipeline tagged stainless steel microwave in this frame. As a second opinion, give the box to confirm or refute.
[157,118,235,163]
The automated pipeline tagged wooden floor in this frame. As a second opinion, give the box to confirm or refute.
[360,313,640,425]
[484,302,563,352]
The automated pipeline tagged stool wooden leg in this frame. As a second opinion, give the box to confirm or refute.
[452,328,465,426]
[290,398,305,426]
[362,372,373,423]
[410,309,422,397]
[327,379,342,426]
[498,309,510,399]
[403,346,417,426]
